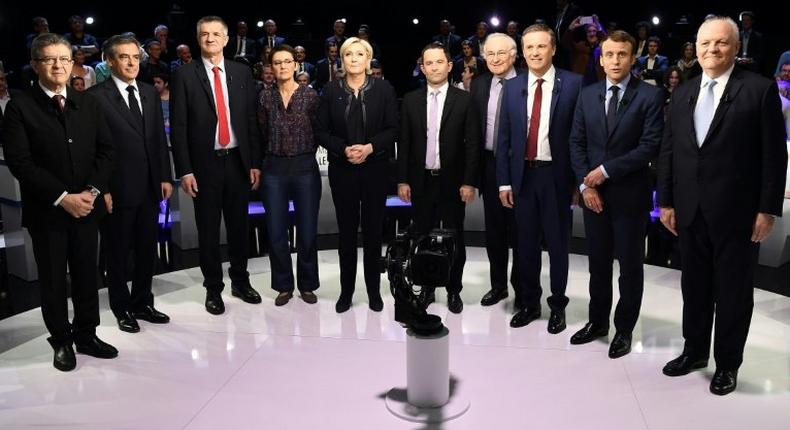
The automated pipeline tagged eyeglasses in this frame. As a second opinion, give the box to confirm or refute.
[484,50,511,60]
[34,57,74,66]
[272,59,294,67]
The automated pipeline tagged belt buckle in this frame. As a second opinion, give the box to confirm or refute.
[216,148,230,157]
[429,169,440,176]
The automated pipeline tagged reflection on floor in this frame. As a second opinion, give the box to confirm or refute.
[1,249,789,429]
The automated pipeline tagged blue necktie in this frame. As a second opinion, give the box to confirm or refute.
[694,80,717,146]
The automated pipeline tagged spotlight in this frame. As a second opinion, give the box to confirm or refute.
[256,20,264,28]
[85,16,95,25]
[341,18,347,23]
[412,18,419,25]
[490,16,500,27]
[652,16,660,26]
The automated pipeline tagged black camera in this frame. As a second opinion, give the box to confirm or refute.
[382,227,457,336]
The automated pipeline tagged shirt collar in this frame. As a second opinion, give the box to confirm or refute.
[111,74,138,93]
[493,68,518,85]
[606,73,630,93]
[427,81,449,96]
[528,65,555,86]
[39,81,66,99]
[202,57,226,73]
[701,64,735,88]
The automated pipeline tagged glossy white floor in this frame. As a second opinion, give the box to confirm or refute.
[1,248,789,430]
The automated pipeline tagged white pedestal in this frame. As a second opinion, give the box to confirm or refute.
[385,326,470,424]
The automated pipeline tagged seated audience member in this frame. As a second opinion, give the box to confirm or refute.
[633,21,650,58]
[431,19,462,58]
[294,46,315,78]
[314,42,340,92]
[663,66,683,104]
[565,15,606,85]
[71,46,96,89]
[778,61,790,83]
[139,41,170,84]
[357,24,382,61]
[735,11,763,73]
[254,62,275,93]
[26,16,49,50]
[226,21,258,65]
[454,64,480,91]
[170,44,192,72]
[774,51,790,79]
[676,42,702,81]
[370,59,384,80]
[452,39,485,85]
[259,19,286,49]
[69,75,86,91]
[146,25,178,64]
[634,36,669,86]
[64,15,100,64]
[467,21,489,56]
[296,71,311,87]
[152,73,171,133]
[326,19,347,47]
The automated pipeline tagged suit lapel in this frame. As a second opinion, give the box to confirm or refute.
[596,83,608,142]
[417,89,427,138]
[608,78,638,138]
[686,77,703,149]
[702,72,743,146]
[440,86,456,129]
[195,63,216,114]
[104,81,144,136]
[549,71,563,126]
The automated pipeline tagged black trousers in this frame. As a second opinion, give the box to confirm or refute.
[328,160,388,296]
[514,165,569,311]
[481,151,520,298]
[411,172,466,294]
[104,190,159,315]
[583,206,648,333]
[678,209,757,370]
[193,149,250,291]
[29,221,100,347]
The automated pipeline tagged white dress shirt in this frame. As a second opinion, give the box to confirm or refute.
[111,75,143,115]
[527,66,555,161]
[698,64,734,117]
[425,81,449,169]
[202,57,238,150]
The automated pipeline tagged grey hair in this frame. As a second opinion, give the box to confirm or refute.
[483,33,517,54]
[196,16,228,36]
[30,33,70,60]
[697,16,740,43]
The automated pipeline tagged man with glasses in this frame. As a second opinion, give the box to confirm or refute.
[3,33,117,371]
[170,16,263,315]
[469,33,523,310]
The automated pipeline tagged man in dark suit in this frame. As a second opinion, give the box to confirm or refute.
[736,11,763,74]
[325,19,347,48]
[657,17,787,395]
[90,34,173,333]
[226,21,258,65]
[569,30,664,358]
[431,19,462,58]
[294,46,316,80]
[3,33,117,371]
[170,16,263,315]
[496,24,583,332]
[398,42,480,314]
[469,33,522,309]
[634,36,669,86]
[314,42,340,92]
[259,19,286,50]
[466,22,489,57]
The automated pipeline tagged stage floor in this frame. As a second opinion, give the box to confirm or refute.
[1,248,789,429]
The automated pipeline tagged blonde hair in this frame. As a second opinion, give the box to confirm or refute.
[339,37,373,75]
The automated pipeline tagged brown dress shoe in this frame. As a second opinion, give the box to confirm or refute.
[275,291,293,306]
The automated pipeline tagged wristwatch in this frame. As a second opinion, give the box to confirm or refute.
[87,186,100,198]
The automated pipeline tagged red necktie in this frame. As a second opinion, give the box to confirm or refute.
[212,66,230,147]
[526,78,543,160]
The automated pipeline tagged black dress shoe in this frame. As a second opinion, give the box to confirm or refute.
[231,283,262,304]
[75,335,118,359]
[418,289,435,309]
[710,368,738,395]
[115,311,140,333]
[205,291,225,315]
[275,291,293,306]
[53,344,76,372]
[480,289,508,306]
[447,293,463,314]
[335,293,353,313]
[300,290,318,304]
[368,291,383,312]
[547,310,566,334]
[662,354,709,377]
[132,305,170,324]
[608,332,632,359]
[510,308,541,328]
[570,322,609,345]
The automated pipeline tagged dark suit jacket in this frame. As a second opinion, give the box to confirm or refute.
[496,69,583,201]
[225,35,259,64]
[314,58,341,92]
[634,55,670,83]
[569,77,665,215]
[296,61,316,80]
[258,35,286,49]
[451,55,486,85]
[3,85,113,228]
[398,85,481,196]
[432,33,463,58]
[315,77,398,165]
[169,59,262,179]
[89,79,172,208]
[657,68,787,233]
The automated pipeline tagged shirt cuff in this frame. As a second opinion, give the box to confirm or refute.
[498,185,512,192]
[600,165,609,178]
[181,173,195,180]
[579,184,588,193]
[53,191,68,206]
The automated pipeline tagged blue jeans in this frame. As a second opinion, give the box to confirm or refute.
[261,155,321,292]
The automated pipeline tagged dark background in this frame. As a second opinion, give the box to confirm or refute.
[1,1,787,95]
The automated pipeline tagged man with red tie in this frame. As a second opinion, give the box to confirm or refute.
[170,16,263,315]
[496,24,582,332]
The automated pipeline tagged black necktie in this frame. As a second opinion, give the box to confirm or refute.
[607,85,619,134]
[126,85,143,127]
[52,94,65,113]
